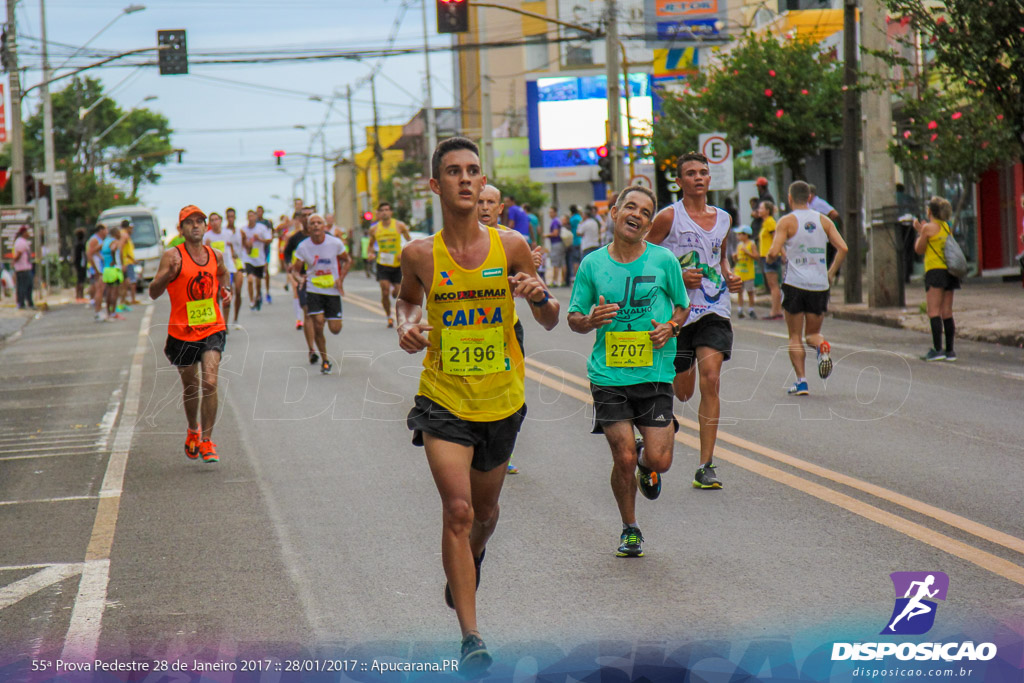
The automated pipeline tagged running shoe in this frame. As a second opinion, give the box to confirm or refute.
[110,313,126,321]
[387,317,394,329]
[184,428,201,460]
[116,305,132,313]
[921,348,946,362]
[616,525,644,557]
[199,440,219,463]
[266,293,272,304]
[256,297,262,311]
[738,310,745,319]
[748,309,757,319]
[817,340,833,379]
[507,459,518,474]
[295,320,304,330]
[787,380,809,396]
[693,463,723,489]
[944,351,957,362]
[309,351,319,365]
[459,633,492,679]
[444,548,485,610]
[249,302,258,311]
[321,359,333,375]
[634,438,661,500]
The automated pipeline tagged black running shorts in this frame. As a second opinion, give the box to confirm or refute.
[407,395,526,472]
[781,284,830,316]
[306,292,342,320]
[164,331,226,367]
[245,263,265,278]
[377,264,402,284]
[674,313,733,373]
[590,382,678,434]
[924,268,960,291]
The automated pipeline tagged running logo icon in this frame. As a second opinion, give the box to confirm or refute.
[881,571,949,635]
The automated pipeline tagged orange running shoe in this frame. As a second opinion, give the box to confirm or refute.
[185,428,201,459]
[199,440,219,463]
[817,340,833,380]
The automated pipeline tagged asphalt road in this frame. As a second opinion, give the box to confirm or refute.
[2,275,1022,678]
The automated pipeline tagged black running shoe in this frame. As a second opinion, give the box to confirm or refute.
[459,633,492,679]
[693,463,723,489]
[634,437,661,500]
[444,548,485,609]
[308,351,319,365]
[616,525,644,557]
[321,359,333,375]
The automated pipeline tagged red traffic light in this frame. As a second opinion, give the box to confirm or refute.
[596,145,608,158]
[273,150,286,158]
[362,211,374,222]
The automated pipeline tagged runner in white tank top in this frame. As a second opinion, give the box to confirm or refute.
[767,181,848,396]
[649,152,742,490]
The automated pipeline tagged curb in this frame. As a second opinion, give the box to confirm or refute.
[828,309,1024,348]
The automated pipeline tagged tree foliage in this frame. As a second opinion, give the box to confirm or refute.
[651,32,844,178]
[884,0,1024,157]
[378,159,423,224]
[491,177,548,213]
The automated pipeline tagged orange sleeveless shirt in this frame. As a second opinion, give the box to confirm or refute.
[167,243,226,341]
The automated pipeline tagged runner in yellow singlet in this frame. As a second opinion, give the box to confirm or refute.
[367,202,411,328]
[397,138,559,676]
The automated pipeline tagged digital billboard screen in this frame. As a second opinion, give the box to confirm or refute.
[526,73,653,170]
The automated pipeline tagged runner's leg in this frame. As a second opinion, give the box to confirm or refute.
[603,421,639,526]
[673,366,697,402]
[422,434,484,638]
[636,421,674,473]
[695,346,724,467]
[785,310,807,379]
[379,280,392,318]
[199,350,221,442]
[326,319,343,335]
[803,312,826,353]
[177,364,201,431]
[311,313,327,358]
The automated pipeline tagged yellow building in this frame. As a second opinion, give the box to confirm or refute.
[355,125,405,210]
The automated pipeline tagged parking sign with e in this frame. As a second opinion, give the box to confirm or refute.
[698,132,734,191]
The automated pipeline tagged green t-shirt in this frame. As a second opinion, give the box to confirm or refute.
[569,243,690,386]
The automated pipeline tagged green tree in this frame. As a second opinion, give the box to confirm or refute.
[884,0,1024,157]
[652,32,844,178]
[378,159,423,225]
[491,177,548,213]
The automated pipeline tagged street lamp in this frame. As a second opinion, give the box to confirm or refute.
[91,95,156,148]
[55,4,147,73]
[124,128,158,154]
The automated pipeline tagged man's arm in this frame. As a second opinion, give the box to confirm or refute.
[366,226,378,254]
[396,239,431,353]
[504,232,559,330]
[398,222,412,241]
[913,219,938,255]
[215,251,230,300]
[767,216,793,263]
[647,206,674,245]
[718,213,742,293]
[336,249,353,294]
[148,248,181,299]
[821,215,848,283]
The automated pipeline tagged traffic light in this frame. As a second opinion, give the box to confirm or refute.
[362,211,374,222]
[597,145,613,184]
[436,0,469,33]
[157,29,188,75]
[273,150,286,166]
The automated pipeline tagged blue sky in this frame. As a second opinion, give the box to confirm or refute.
[14,0,455,232]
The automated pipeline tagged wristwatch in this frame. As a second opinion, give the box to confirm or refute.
[530,290,551,307]
[668,320,681,337]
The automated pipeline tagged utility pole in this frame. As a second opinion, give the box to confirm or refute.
[40,0,59,252]
[478,5,494,179]
[346,85,359,227]
[320,132,330,215]
[421,0,441,233]
[841,0,862,304]
[605,0,623,191]
[5,0,26,205]
[370,74,383,197]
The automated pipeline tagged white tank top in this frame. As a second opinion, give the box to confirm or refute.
[661,201,732,324]
[784,209,829,291]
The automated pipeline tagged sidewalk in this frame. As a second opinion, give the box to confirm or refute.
[828,277,1024,348]
[0,285,83,343]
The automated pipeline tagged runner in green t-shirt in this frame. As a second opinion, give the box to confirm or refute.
[568,186,690,558]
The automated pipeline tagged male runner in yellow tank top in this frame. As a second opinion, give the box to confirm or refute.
[367,201,411,328]
[397,138,559,676]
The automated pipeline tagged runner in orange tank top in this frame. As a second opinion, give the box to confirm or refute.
[149,205,230,464]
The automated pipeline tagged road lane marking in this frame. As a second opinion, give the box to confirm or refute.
[0,563,84,610]
[61,306,152,661]
[0,495,98,506]
[522,356,1024,558]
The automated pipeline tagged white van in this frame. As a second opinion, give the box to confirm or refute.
[96,205,164,285]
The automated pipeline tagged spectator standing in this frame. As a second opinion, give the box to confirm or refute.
[546,207,566,287]
[73,228,88,301]
[913,196,960,362]
[13,226,34,309]
[120,220,139,308]
[568,204,583,283]
[578,204,602,258]
[504,195,531,243]
[755,176,775,204]
[757,201,783,319]
[733,225,758,318]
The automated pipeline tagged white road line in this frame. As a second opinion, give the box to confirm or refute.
[0,564,84,610]
[0,495,97,507]
[0,443,102,456]
[0,431,105,443]
[0,450,102,462]
[61,306,152,662]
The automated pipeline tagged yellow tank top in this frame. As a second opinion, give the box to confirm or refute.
[375,221,402,267]
[419,227,524,421]
[924,220,950,272]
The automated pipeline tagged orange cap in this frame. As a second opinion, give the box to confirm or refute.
[755,176,769,186]
[179,205,206,224]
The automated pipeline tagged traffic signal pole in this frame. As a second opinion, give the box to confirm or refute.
[5,0,26,205]
[421,0,441,232]
[605,0,624,191]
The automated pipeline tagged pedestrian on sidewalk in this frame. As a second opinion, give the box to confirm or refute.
[13,226,34,309]
[73,228,88,302]
[733,225,758,318]
[913,196,959,362]
[757,200,784,319]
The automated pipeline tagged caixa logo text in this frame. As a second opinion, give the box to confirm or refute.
[831,642,996,662]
